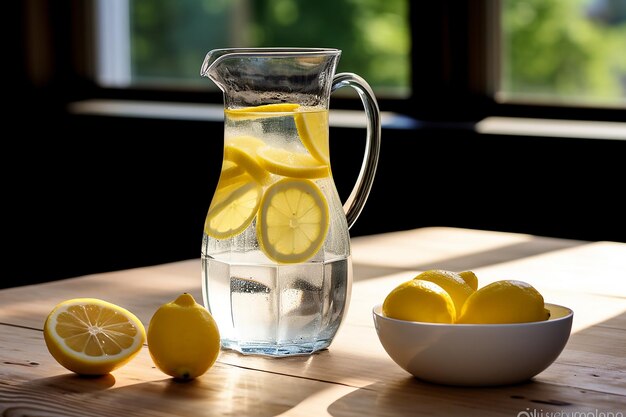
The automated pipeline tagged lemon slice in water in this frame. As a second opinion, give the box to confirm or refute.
[257,178,329,263]
[226,103,300,120]
[294,109,330,164]
[224,135,270,184]
[257,146,329,179]
[205,174,262,239]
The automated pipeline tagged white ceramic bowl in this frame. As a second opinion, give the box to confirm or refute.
[373,303,573,386]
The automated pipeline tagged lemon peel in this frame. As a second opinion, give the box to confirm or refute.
[148,293,221,380]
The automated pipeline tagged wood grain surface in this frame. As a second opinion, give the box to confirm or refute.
[1,227,625,416]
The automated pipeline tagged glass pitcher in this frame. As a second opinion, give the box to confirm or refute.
[200,48,380,356]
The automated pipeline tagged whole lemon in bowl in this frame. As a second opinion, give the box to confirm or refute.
[457,280,551,324]
[382,279,456,323]
[147,293,220,380]
[412,269,474,314]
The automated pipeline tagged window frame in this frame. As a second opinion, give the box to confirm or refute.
[26,0,626,124]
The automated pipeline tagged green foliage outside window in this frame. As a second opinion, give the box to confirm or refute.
[129,0,626,105]
[502,0,626,105]
[130,0,410,95]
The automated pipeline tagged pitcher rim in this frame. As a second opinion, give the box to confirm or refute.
[201,47,341,78]
[208,47,341,55]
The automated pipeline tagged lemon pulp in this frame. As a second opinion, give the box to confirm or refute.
[43,298,146,375]
[257,178,329,263]
[294,109,330,164]
[204,176,262,239]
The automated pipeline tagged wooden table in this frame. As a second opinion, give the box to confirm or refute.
[1,227,625,416]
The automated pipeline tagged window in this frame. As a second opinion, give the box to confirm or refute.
[500,0,626,108]
[95,0,411,98]
[90,0,626,120]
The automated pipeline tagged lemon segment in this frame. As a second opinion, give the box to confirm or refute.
[148,293,221,380]
[226,103,300,120]
[457,280,551,324]
[383,279,456,323]
[257,146,330,179]
[413,270,474,315]
[257,178,329,263]
[294,110,330,164]
[224,135,270,184]
[204,177,262,239]
[43,298,146,375]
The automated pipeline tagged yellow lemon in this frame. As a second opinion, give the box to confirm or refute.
[294,109,330,164]
[216,160,246,189]
[382,279,456,323]
[413,270,474,315]
[43,298,146,375]
[226,103,300,120]
[148,293,221,380]
[257,178,329,263]
[204,175,262,239]
[457,280,551,324]
[257,146,330,179]
[458,270,479,291]
[224,135,270,184]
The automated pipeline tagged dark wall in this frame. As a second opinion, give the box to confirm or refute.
[5,1,624,289]
[6,111,624,289]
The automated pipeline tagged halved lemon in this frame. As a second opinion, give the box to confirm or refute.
[205,176,262,239]
[224,135,270,184]
[294,109,330,164]
[257,146,330,179]
[226,103,300,121]
[43,298,146,375]
[257,178,329,263]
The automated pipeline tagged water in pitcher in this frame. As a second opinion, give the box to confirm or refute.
[201,106,352,356]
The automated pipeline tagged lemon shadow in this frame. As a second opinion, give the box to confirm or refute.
[21,372,116,393]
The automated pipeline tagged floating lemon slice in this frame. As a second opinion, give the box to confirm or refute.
[205,176,262,239]
[294,109,330,164]
[224,135,269,184]
[43,298,146,375]
[257,178,329,263]
[226,103,300,121]
[257,146,329,179]
[216,160,246,189]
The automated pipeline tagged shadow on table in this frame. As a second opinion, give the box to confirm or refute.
[14,363,327,417]
[325,377,575,416]
[353,236,587,282]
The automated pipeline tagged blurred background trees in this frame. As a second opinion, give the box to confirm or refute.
[128,0,625,105]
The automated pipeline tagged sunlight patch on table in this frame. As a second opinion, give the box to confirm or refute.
[350,227,534,268]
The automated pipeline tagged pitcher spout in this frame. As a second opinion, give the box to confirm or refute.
[200,49,234,89]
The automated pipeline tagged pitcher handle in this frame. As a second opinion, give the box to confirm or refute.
[331,73,381,230]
